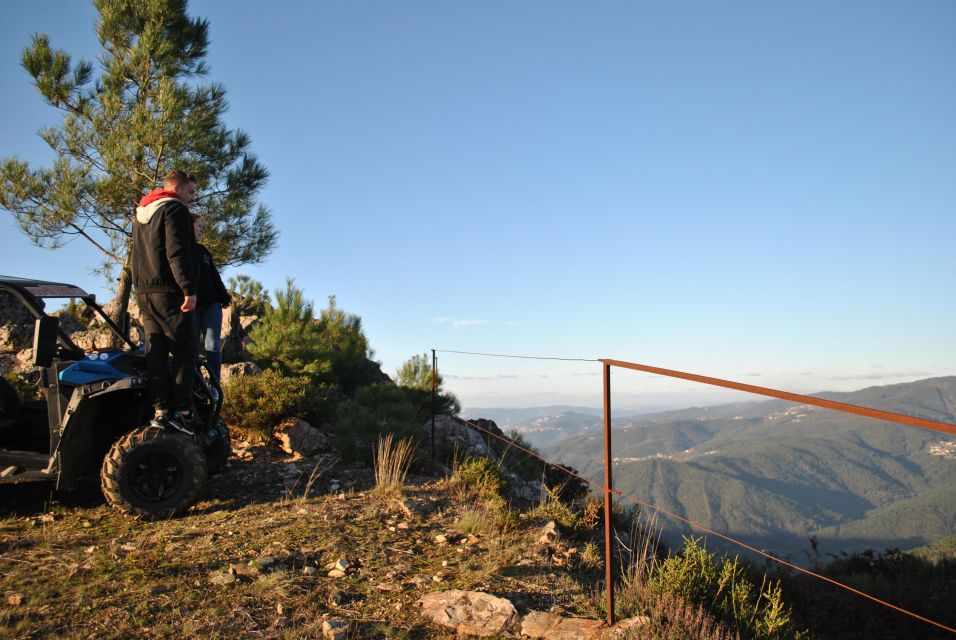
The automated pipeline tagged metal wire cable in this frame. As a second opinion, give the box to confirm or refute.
[455,416,956,635]
[436,349,598,362]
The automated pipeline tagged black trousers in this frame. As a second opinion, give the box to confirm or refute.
[137,292,198,413]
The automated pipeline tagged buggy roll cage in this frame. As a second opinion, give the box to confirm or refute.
[0,275,137,353]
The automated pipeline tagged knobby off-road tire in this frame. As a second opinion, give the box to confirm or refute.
[100,425,207,520]
[204,420,231,476]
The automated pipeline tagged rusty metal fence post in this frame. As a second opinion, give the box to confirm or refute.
[603,362,615,626]
[431,349,437,460]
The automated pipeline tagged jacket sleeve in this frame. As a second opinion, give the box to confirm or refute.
[164,203,197,296]
[209,250,232,306]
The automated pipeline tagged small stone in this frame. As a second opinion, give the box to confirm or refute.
[328,590,345,605]
[442,560,449,567]
[397,522,409,530]
[434,534,448,544]
[538,520,559,545]
[84,546,97,554]
[7,594,24,606]
[276,603,285,615]
[432,573,445,582]
[605,615,651,638]
[120,543,137,552]
[333,558,351,572]
[327,569,346,578]
[210,571,238,585]
[252,555,276,569]
[39,513,56,523]
[82,520,92,528]
[322,618,348,640]
[303,566,317,576]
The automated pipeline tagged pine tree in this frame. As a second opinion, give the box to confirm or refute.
[248,279,330,379]
[315,295,383,394]
[0,0,277,321]
[227,274,270,316]
[395,352,461,419]
[396,352,439,391]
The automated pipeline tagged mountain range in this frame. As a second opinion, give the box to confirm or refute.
[531,377,956,559]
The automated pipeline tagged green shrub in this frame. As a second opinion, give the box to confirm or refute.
[452,456,507,503]
[2,371,42,403]
[528,484,579,530]
[221,370,309,441]
[300,381,346,425]
[649,537,796,640]
[333,384,421,462]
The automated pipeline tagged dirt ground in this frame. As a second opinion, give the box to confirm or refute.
[0,446,604,639]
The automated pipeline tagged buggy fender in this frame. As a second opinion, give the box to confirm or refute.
[54,377,151,489]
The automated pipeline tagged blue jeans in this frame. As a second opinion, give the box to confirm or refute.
[195,304,223,383]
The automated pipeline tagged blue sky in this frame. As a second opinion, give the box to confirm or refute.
[2,1,954,410]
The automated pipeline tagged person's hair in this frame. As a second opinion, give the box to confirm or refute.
[163,169,196,190]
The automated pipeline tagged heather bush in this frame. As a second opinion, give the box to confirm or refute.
[221,369,309,441]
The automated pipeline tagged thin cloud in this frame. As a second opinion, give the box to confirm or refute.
[431,317,488,328]
[823,371,933,382]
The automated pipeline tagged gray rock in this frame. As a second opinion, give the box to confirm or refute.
[69,327,125,352]
[601,615,651,638]
[0,323,33,353]
[521,611,604,639]
[538,520,560,545]
[219,361,262,387]
[418,590,518,637]
[275,418,330,457]
[321,618,347,640]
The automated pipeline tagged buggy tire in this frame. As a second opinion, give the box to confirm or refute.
[100,425,207,520]
[204,420,231,476]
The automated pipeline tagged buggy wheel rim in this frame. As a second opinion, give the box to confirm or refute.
[128,451,183,502]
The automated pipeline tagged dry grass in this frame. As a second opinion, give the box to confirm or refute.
[372,434,416,499]
[0,452,610,639]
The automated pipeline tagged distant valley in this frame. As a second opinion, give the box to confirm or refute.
[488,378,956,560]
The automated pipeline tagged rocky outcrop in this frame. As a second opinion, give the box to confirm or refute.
[521,611,604,639]
[220,361,262,387]
[0,292,35,326]
[418,590,518,637]
[432,415,545,504]
[68,327,127,352]
[274,418,331,457]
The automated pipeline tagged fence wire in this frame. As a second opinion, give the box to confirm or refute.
[439,348,956,635]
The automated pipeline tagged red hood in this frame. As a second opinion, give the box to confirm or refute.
[138,189,181,207]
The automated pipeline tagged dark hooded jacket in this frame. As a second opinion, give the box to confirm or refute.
[132,189,197,296]
[195,243,231,307]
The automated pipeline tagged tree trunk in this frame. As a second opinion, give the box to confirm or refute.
[112,262,133,330]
